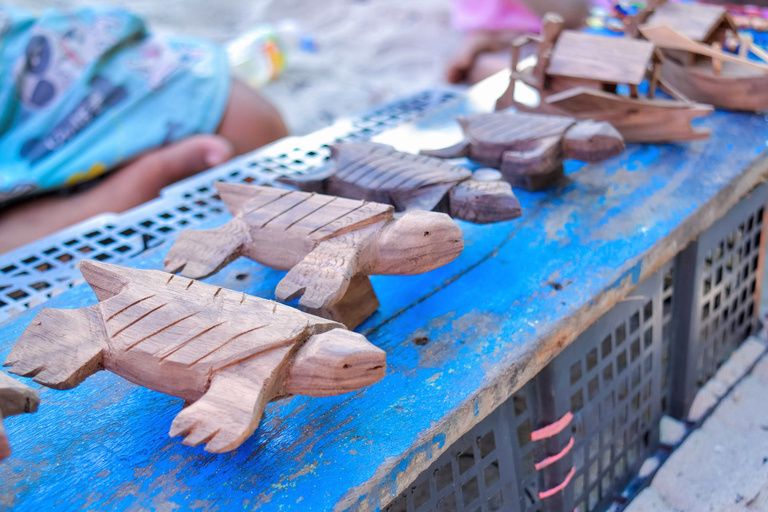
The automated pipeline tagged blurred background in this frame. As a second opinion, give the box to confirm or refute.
[11,0,463,135]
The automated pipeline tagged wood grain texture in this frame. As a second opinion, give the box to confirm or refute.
[496,23,713,142]
[449,179,523,223]
[281,142,522,224]
[644,1,732,42]
[640,25,768,73]
[546,30,656,85]
[638,6,768,112]
[2,79,768,512]
[423,112,624,191]
[165,183,464,328]
[4,261,386,453]
[544,87,712,142]
[0,372,38,461]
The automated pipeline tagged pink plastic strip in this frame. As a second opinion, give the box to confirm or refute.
[534,437,575,471]
[538,466,576,500]
[530,412,573,441]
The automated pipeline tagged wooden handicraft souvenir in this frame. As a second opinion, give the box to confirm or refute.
[495,12,713,143]
[277,142,523,224]
[421,112,625,191]
[0,372,39,461]
[165,181,466,329]
[636,0,768,112]
[4,260,386,453]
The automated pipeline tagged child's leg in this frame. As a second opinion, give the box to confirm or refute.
[217,79,288,155]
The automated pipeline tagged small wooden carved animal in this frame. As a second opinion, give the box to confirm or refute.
[421,112,625,191]
[4,261,386,454]
[164,182,464,328]
[278,142,523,224]
[0,372,39,461]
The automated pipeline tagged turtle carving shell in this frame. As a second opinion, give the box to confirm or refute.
[329,142,472,193]
[219,184,394,243]
[462,112,577,147]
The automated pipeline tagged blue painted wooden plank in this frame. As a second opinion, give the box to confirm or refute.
[1,103,767,511]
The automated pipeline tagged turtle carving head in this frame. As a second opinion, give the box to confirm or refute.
[371,211,464,275]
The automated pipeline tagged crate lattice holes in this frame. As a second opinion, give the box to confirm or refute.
[389,261,676,512]
[671,183,767,418]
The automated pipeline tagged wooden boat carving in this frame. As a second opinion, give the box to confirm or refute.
[635,0,768,112]
[495,12,713,143]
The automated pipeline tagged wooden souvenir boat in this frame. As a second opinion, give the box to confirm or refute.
[495,13,713,143]
[634,0,768,112]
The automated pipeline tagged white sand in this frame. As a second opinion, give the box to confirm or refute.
[13,0,464,135]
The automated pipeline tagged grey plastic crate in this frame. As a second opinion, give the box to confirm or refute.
[0,88,460,323]
[389,261,676,512]
[545,260,674,512]
[386,382,538,512]
[670,183,767,419]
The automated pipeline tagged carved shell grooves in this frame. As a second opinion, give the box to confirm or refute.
[332,143,472,191]
[464,113,576,144]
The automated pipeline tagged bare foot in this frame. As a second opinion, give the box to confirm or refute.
[0,135,234,254]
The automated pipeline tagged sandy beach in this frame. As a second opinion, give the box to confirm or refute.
[14,0,464,135]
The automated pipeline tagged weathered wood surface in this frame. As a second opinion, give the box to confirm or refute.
[1,77,768,510]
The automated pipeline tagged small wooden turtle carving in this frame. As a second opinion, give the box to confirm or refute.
[0,372,39,461]
[4,260,386,453]
[421,112,625,191]
[165,182,464,328]
[278,142,523,224]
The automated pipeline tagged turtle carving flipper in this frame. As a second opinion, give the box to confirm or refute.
[276,236,360,311]
[165,182,464,328]
[5,306,105,389]
[170,345,293,452]
[164,218,250,279]
[0,372,40,461]
[5,260,386,453]
[421,112,625,191]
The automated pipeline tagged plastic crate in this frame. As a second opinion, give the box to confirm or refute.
[388,261,676,512]
[386,382,538,512]
[670,183,767,419]
[0,88,460,323]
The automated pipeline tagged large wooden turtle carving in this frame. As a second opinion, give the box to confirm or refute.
[0,372,39,461]
[4,260,386,453]
[165,182,464,328]
[278,142,523,224]
[421,112,625,191]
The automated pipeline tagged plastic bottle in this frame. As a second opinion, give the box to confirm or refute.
[226,20,315,88]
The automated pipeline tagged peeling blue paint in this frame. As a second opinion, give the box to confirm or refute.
[0,109,766,511]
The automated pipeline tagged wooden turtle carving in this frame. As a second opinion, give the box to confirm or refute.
[0,372,39,461]
[421,112,625,191]
[164,182,464,328]
[4,260,386,453]
[278,142,523,224]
